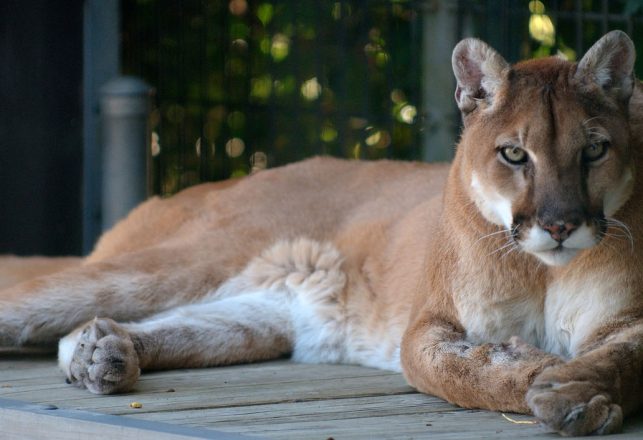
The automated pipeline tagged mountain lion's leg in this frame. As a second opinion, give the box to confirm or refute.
[0,246,229,347]
[527,317,643,436]
[58,238,346,394]
[400,316,563,413]
[58,292,293,394]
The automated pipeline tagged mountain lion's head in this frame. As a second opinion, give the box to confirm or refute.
[452,30,636,266]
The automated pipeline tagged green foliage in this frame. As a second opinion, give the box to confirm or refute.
[525,0,643,67]
[122,0,423,195]
[122,0,643,196]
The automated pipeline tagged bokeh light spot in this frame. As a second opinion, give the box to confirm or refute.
[399,105,417,124]
[229,0,248,16]
[271,34,290,62]
[250,151,268,172]
[151,132,161,156]
[320,125,338,143]
[301,77,322,101]
[225,138,246,158]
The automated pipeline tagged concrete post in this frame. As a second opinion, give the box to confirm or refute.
[100,76,151,231]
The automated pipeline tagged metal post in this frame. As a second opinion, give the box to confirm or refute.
[422,0,459,162]
[83,0,119,254]
[100,76,151,231]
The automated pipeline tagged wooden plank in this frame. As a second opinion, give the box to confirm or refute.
[0,357,414,415]
[1,356,642,439]
[231,411,643,440]
[196,411,550,440]
[0,398,256,440]
[0,356,398,388]
[127,393,461,428]
[124,393,545,439]
[127,397,643,440]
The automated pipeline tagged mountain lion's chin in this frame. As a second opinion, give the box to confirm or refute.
[529,247,582,267]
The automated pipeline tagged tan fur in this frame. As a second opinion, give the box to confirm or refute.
[0,256,81,290]
[1,31,642,436]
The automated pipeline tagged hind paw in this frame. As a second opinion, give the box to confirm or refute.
[58,318,140,394]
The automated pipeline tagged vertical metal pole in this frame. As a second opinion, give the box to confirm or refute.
[422,0,459,162]
[100,76,151,231]
[83,0,119,254]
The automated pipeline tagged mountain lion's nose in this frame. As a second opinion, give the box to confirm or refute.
[541,221,578,242]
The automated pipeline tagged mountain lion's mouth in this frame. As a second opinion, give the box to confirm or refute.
[514,220,603,266]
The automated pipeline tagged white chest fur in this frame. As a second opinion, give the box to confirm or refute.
[456,271,631,358]
[454,283,544,347]
[543,273,632,358]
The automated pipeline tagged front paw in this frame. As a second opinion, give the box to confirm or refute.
[58,318,140,394]
[526,372,622,436]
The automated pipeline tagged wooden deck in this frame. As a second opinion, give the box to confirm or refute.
[0,353,641,439]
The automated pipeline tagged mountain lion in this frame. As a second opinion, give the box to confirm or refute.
[1,31,641,436]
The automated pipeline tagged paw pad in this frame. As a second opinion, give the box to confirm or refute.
[64,318,140,394]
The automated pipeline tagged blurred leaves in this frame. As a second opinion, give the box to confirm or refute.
[526,0,641,61]
[122,0,423,195]
[123,1,643,196]
[256,3,274,25]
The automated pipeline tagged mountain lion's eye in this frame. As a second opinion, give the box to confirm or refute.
[499,146,528,165]
[582,141,610,162]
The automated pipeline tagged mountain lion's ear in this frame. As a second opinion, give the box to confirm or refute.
[575,30,635,103]
[452,38,509,114]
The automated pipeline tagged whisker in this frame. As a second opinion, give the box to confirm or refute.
[499,243,520,260]
[487,240,516,257]
[582,116,604,126]
[601,232,631,240]
[475,228,512,245]
[603,218,634,253]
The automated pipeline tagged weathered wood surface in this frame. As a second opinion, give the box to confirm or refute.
[0,399,249,440]
[0,354,641,439]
